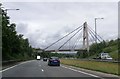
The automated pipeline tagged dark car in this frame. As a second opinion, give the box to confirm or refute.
[48,57,60,66]
[43,58,47,61]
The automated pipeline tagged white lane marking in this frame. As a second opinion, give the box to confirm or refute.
[0,60,34,72]
[61,65,100,78]
[0,64,18,73]
[41,69,44,72]
[20,60,34,64]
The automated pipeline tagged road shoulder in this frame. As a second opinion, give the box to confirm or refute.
[61,64,119,78]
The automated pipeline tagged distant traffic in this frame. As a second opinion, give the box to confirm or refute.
[36,56,60,66]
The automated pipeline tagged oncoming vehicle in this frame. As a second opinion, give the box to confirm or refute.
[48,57,60,66]
[43,58,47,61]
[36,56,41,60]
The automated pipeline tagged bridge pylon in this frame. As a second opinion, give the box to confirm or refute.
[83,22,89,52]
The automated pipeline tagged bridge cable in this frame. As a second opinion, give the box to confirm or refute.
[88,28,95,43]
[72,30,83,50]
[88,28,96,44]
[88,28,96,42]
[87,25,104,41]
[87,25,103,41]
[89,34,95,44]
[58,26,83,50]
[88,29,99,43]
[88,28,101,42]
[44,25,83,50]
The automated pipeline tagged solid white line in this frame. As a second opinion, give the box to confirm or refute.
[0,64,19,73]
[0,60,34,72]
[41,69,44,72]
[61,65,100,78]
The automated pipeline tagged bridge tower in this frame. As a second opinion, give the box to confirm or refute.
[83,22,89,52]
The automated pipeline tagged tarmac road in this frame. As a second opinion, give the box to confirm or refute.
[1,60,119,79]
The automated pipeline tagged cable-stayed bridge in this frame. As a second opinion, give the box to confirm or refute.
[42,22,104,53]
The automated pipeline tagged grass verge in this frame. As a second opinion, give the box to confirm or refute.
[60,59,119,75]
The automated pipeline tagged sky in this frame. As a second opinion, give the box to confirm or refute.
[2,1,118,50]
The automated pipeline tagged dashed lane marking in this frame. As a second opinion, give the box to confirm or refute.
[41,69,44,72]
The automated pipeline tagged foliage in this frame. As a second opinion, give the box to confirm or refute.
[2,9,34,60]
[77,39,119,59]
[39,51,75,58]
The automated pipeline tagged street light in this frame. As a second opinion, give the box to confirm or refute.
[4,8,20,14]
[95,17,104,43]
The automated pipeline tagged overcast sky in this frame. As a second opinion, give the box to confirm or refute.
[2,1,118,49]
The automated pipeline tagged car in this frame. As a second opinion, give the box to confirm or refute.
[48,57,60,66]
[105,56,113,60]
[36,56,41,60]
[43,58,47,61]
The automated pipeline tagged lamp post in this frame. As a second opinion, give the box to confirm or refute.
[94,18,104,54]
[95,18,104,44]
[4,8,20,14]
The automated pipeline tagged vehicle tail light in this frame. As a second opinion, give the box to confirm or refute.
[57,60,60,62]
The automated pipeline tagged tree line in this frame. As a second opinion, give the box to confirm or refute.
[1,8,34,61]
[39,51,76,58]
[35,38,119,59]
[77,38,119,59]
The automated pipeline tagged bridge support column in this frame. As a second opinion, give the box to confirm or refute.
[83,22,89,53]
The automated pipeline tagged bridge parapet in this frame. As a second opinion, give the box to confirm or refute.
[44,49,86,52]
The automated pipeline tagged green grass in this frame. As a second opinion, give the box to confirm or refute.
[61,59,119,75]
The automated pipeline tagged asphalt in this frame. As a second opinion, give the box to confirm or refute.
[1,60,119,79]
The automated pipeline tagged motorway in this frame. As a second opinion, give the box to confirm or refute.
[1,60,119,79]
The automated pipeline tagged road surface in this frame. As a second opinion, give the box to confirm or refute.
[1,60,119,79]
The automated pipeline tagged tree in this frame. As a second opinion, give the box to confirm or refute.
[2,8,34,60]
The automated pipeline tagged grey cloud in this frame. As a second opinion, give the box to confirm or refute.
[16,23,28,34]
[118,2,120,38]
[2,2,118,49]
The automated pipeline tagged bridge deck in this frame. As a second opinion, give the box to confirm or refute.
[44,49,86,52]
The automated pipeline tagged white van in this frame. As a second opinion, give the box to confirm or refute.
[36,56,41,60]
[100,52,112,60]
